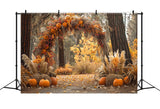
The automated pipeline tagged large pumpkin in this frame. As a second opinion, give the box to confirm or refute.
[113,79,123,87]
[28,79,37,87]
[50,77,57,86]
[39,79,50,87]
[99,77,106,85]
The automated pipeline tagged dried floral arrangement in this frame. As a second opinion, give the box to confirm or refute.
[33,14,106,66]
[21,54,57,88]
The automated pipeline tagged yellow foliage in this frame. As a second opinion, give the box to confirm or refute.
[70,33,101,64]
[107,40,112,51]
[129,38,137,64]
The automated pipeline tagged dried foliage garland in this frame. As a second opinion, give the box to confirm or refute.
[33,15,106,66]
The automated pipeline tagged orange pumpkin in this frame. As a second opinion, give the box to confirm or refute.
[50,77,57,86]
[124,76,129,84]
[28,79,37,87]
[62,22,67,28]
[56,23,61,29]
[113,79,123,87]
[39,79,50,87]
[99,77,106,85]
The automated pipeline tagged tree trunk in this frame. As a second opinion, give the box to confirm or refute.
[21,14,31,64]
[107,13,132,65]
[58,37,65,67]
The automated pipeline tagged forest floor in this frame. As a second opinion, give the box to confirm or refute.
[21,74,137,93]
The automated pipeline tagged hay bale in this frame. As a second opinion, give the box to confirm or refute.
[106,74,123,86]
[30,73,41,85]
[49,72,57,77]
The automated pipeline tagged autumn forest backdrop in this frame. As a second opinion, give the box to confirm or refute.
[21,13,137,93]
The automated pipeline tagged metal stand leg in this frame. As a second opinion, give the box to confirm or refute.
[0,79,21,91]
[137,79,160,91]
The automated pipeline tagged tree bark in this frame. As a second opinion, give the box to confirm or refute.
[21,14,31,64]
[58,37,65,67]
[107,13,132,65]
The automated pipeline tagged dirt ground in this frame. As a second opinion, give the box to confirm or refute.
[21,74,137,93]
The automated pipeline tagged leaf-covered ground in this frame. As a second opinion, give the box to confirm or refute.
[21,74,137,93]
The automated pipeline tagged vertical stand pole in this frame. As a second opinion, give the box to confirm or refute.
[15,12,18,90]
[141,12,143,89]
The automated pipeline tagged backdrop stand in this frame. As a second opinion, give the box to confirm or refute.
[0,12,21,91]
[137,12,160,92]
[1,11,160,92]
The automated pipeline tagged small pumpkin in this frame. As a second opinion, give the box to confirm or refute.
[124,76,129,84]
[56,23,61,29]
[113,79,123,87]
[99,77,106,85]
[28,79,37,87]
[50,77,57,86]
[39,79,50,87]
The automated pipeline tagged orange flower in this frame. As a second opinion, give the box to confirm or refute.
[33,59,42,64]
[45,45,49,49]
[62,22,67,28]
[56,23,61,29]
[43,35,49,40]
[41,49,47,54]
[93,24,99,28]
[51,28,56,34]
[79,20,83,25]
[65,16,71,20]
[52,34,55,39]
[36,55,41,59]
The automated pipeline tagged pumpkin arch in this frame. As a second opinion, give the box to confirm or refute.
[33,15,109,66]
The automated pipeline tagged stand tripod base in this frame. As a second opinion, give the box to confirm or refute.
[137,79,160,91]
[0,79,21,91]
